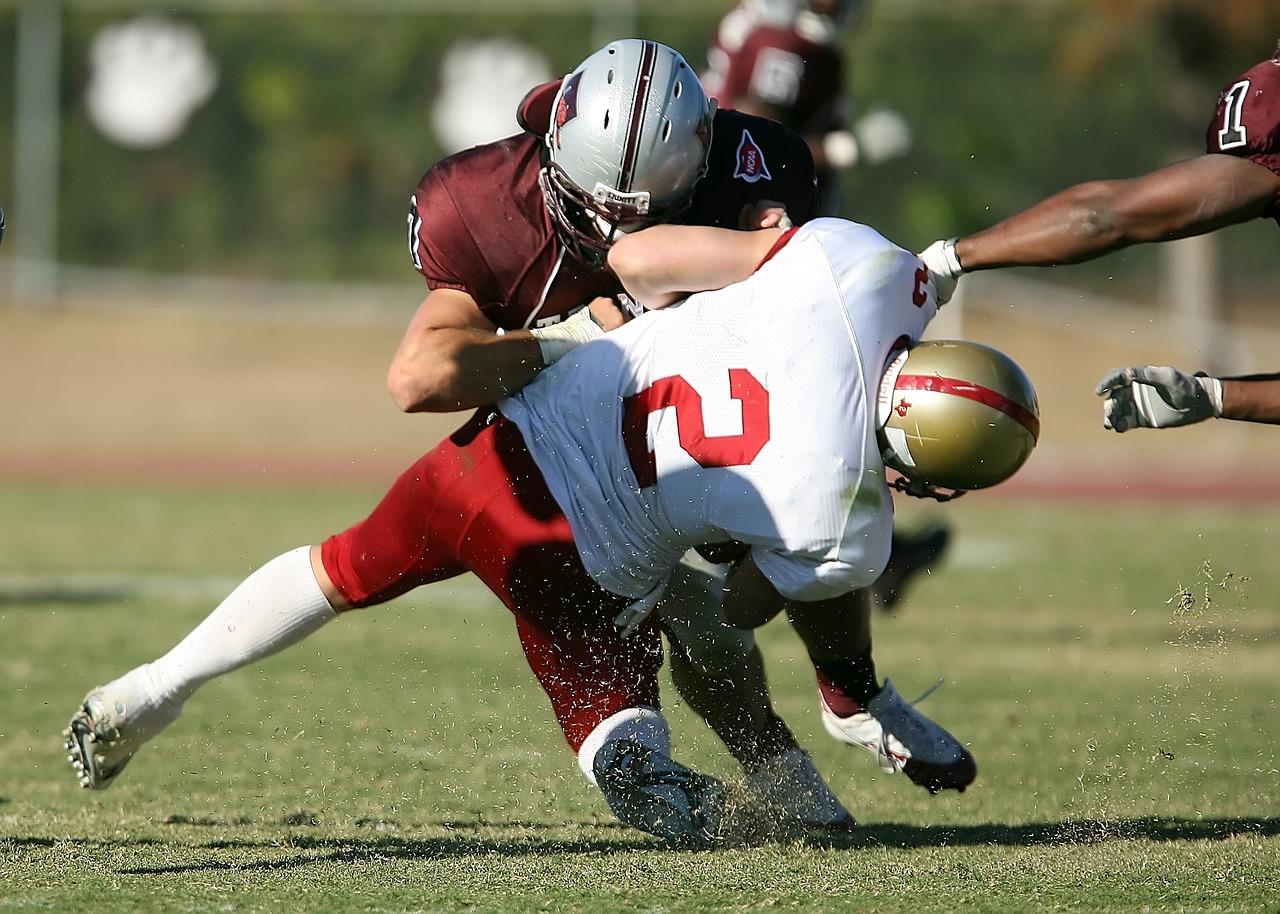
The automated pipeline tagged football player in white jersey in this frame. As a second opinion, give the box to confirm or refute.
[64,217,1036,846]
[512,217,1037,806]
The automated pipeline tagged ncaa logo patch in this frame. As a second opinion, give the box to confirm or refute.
[733,128,772,183]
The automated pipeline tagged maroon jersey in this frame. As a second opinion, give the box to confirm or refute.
[713,24,844,138]
[1205,47,1280,219]
[407,81,816,332]
[408,135,616,331]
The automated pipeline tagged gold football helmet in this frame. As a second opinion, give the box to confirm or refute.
[876,340,1039,495]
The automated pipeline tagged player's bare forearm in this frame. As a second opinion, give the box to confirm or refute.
[1221,375,1280,424]
[388,288,544,413]
[955,156,1280,272]
[608,224,783,310]
[389,326,544,412]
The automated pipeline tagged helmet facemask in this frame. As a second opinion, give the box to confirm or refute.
[538,159,701,267]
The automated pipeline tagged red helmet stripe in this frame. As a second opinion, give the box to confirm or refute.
[895,374,1040,441]
[617,40,658,194]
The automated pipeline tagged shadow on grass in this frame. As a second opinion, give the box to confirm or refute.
[815,816,1280,850]
[115,832,658,874]
[9,815,1264,875]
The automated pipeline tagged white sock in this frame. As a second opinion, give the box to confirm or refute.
[576,706,670,785]
[134,546,337,706]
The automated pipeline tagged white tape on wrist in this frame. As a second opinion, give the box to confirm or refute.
[529,307,603,365]
[920,239,961,279]
[1197,374,1225,417]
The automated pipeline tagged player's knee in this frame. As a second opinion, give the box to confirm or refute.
[309,544,352,611]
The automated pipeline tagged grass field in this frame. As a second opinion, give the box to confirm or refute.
[2,481,1278,913]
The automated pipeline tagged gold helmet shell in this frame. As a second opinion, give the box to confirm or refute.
[876,340,1039,492]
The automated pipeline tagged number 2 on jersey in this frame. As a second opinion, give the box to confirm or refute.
[622,369,771,488]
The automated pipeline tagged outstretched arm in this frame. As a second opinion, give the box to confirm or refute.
[954,154,1280,271]
[607,224,784,310]
[1096,366,1280,431]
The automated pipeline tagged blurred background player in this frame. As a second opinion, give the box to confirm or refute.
[919,42,1280,433]
[703,0,863,213]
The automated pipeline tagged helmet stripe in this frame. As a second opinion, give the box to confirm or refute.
[617,40,658,194]
[895,374,1041,441]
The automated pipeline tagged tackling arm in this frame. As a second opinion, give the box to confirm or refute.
[387,288,542,413]
[953,154,1280,271]
[387,288,623,413]
[607,225,783,311]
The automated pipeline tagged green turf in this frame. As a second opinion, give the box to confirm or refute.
[2,483,1278,912]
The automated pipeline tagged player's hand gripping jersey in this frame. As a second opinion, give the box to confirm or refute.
[406,81,817,331]
[1207,45,1280,222]
[501,219,937,608]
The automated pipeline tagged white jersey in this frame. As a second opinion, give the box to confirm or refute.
[501,219,937,604]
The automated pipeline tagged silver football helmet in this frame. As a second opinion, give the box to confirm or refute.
[877,340,1039,496]
[540,39,715,263]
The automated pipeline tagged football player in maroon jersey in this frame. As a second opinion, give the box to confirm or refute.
[65,42,977,841]
[919,45,1280,432]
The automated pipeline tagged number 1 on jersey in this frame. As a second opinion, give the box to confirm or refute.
[1218,79,1250,150]
[622,369,771,488]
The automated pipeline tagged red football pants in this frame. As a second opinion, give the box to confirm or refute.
[320,412,663,751]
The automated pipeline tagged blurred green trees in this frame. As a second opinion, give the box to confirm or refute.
[0,2,1276,297]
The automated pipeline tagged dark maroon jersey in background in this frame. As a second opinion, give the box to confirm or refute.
[712,24,844,139]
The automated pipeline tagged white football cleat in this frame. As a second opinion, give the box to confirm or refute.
[63,670,182,790]
[743,748,855,832]
[821,678,976,795]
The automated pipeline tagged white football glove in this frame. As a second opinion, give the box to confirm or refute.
[918,238,962,306]
[1095,366,1223,433]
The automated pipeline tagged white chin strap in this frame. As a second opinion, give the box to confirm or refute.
[591,212,645,242]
